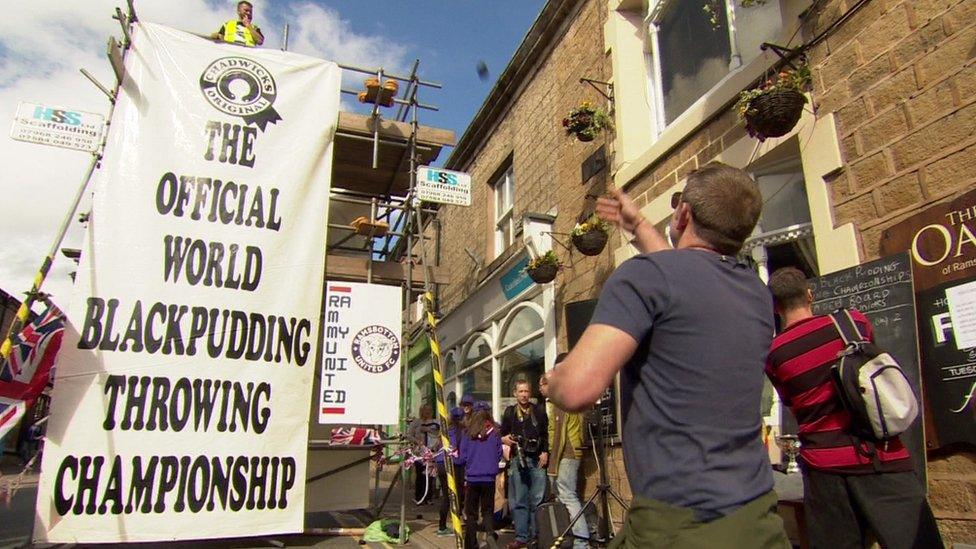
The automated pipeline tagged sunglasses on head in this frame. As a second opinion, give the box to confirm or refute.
[670,191,683,209]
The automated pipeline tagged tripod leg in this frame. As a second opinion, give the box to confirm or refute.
[604,487,629,511]
[550,489,603,549]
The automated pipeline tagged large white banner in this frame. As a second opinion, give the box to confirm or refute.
[320,282,402,425]
[35,23,340,542]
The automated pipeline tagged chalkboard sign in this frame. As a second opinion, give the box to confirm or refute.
[565,299,619,439]
[810,251,926,483]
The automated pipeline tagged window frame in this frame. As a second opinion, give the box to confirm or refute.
[492,165,516,257]
[644,0,779,136]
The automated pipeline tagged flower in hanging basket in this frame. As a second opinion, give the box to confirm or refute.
[571,214,611,256]
[703,0,767,29]
[524,251,562,283]
[562,101,613,142]
[734,64,811,141]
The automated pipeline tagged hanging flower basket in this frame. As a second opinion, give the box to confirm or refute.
[562,101,612,142]
[744,88,806,139]
[571,214,611,256]
[525,251,561,284]
[527,262,558,283]
[735,65,811,141]
[572,231,608,255]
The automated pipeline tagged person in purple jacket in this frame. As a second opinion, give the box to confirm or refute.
[435,407,468,537]
[461,408,502,549]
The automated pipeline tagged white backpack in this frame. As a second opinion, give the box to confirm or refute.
[829,309,919,440]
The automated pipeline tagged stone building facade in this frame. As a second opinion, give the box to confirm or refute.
[428,0,976,542]
[431,0,615,416]
[605,0,975,542]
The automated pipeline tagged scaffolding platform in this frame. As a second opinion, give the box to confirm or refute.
[333,112,455,197]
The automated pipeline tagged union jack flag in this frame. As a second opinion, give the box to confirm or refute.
[330,427,382,446]
[0,303,65,442]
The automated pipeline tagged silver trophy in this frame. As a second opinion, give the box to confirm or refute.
[776,434,801,474]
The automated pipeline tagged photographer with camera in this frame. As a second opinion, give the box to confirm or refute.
[500,377,549,549]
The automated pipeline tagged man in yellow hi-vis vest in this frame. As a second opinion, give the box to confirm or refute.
[210,1,264,47]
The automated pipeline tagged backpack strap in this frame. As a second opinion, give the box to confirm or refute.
[852,436,883,472]
[829,309,867,346]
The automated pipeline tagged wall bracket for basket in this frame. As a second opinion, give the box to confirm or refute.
[579,77,614,103]
[759,42,806,70]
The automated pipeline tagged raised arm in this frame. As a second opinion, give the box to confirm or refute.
[595,187,671,254]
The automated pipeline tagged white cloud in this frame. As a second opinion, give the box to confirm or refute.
[0,1,408,309]
[284,3,408,73]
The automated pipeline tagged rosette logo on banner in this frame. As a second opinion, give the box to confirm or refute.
[34,22,340,543]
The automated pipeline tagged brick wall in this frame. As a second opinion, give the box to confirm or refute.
[808,0,976,263]
[436,0,614,335]
[805,0,976,542]
[433,0,975,541]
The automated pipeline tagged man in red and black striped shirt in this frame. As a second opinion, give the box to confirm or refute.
[766,267,942,548]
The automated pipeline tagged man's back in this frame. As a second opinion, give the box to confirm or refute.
[591,248,774,519]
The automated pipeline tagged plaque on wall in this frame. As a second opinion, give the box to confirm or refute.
[880,189,976,450]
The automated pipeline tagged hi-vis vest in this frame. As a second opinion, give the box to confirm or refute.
[222,21,255,47]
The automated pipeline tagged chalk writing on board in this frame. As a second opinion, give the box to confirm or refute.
[809,252,926,484]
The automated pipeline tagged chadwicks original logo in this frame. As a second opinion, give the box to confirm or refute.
[199,56,281,131]
[351,325,400,374]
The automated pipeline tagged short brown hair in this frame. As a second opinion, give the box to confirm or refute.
[768,267,810,311]
[680,162,762,255]
[512,376,531,394]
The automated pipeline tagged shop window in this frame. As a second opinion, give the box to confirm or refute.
[499,336,545,410]
[460,362,492,405]
[645,0,783,134]
[464,335,492,366]
[493,164,515,257]
[458,334,493,405]
[742,155,818,281]
[444,350,458,379]
[500,306,544,348]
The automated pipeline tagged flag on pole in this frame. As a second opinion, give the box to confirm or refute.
[0,303,64,442]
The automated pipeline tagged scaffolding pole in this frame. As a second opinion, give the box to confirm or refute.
[0,0,136,377]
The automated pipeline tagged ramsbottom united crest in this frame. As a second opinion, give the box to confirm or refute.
[199,56,281,131]
[351,326,400,374]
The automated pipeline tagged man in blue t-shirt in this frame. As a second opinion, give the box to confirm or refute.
[547,163,789,548]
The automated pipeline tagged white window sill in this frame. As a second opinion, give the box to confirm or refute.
[614,49,778,188]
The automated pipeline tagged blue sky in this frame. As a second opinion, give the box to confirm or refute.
[0,0,544,306]
[279,1,547,138]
